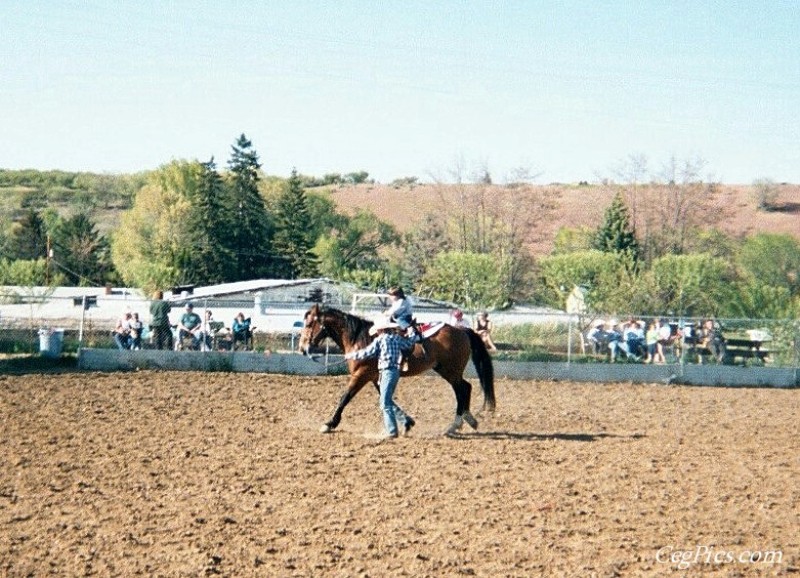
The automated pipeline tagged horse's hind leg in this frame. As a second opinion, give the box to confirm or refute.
[444,377,478,434]
[459,379,478,429]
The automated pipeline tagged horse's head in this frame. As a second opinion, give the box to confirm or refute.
[298,304,371,355]
[298,304,327,354]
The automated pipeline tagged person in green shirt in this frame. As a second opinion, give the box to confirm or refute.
[149,290,173,350]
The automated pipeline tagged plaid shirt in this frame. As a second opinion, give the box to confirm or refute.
[345,332,417,370]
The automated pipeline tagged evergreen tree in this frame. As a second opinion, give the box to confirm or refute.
[226,134,273,280]
[185,157,235,284]
[272,168,318,278]
[593,193,640,263]
[50,213,115,286]
[7,209,48,261]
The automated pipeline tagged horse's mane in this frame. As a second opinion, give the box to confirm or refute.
[320,306,373,347]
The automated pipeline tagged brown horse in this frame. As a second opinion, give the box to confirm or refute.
[299,304,495,435]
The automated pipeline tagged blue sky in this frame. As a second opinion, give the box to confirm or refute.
[1,1,798,184]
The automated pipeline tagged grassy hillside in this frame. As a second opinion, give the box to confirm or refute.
[1,167,797,258]
[324,182,800,256]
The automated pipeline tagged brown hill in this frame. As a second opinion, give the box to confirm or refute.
[326,182,800,256]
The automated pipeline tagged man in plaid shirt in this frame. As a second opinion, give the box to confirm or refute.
[345,318,418,438]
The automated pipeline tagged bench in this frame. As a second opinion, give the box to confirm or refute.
[695,337,770,365]
[722,337,770,365]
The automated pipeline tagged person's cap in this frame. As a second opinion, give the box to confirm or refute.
[185,303,193,309]
[369,319,399,335]
[452,309,463,319]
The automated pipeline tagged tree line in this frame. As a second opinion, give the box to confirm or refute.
[0,142,798,318]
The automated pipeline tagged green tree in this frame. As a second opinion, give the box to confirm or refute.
[272,169,318,278]
[593,192,639,264]
[418,250,513,310]
[50,213,115,286]
[314,210,399,279]
[736,233,800,296]
[0,258,57,286]
[552,226,594,255]
[535,250,639,313]
[723,279,797,319]
[226,134,273,280]
[402,214,453,288]
[7,209,48,261]
[183,158,235,284]
[111,161,197,292]
[645,253,735,317]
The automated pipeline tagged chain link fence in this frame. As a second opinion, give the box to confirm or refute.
[1,292,798,368]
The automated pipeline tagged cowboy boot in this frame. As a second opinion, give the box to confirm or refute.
[415,325,427,356]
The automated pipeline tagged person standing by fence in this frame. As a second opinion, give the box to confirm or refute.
[149,290,173,350]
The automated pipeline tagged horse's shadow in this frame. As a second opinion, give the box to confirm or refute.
[448,430,646,442]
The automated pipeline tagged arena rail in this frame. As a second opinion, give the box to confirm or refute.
[76,349,800,388]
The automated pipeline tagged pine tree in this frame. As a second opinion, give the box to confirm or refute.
[272,168,318,278]
[226,134,273,280]
[50,213,115,286]
[593,193,640,263]
[7,209,48,261]
[185,158,235,284]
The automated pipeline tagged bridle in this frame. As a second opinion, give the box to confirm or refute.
[302,308,329,352]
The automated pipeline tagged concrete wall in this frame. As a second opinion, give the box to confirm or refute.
[77,348,799,388]
[487,361,799,388]
[77,349,328,375]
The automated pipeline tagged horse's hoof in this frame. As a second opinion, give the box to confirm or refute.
[463,411,478,430]
[319,424,333,434]
[446,415,464,435]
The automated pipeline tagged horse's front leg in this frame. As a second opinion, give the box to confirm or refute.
[320,370,370,433]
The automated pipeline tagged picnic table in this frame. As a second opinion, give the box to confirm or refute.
[691,329,772,365]
[722,335,771,364]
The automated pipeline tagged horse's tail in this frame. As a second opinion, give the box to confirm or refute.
[466,329,496,413]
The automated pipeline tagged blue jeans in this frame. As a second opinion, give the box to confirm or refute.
[378,367,410,436]
[114,333,132,350]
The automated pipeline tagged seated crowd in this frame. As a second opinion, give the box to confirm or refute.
[113,305,255,351]
[113,311,144,350]
[586,317,727,364]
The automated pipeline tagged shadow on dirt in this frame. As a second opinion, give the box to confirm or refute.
[449,431,646,442]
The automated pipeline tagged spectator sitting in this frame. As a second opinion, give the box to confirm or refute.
[232,312,254,350]
[177,303,202,350]
[129,312,144,350]
[605,321,626,361]
[586,321,607,355]
[474,311,498,352]
[113,312,134,350]
[699,319,726,363]
[199,309,215,352]
[449,309,470,329]
[656,318,674,361]
[622,319,646,360]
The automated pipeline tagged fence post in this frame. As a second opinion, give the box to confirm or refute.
[567,315,573,365]
[78,295,87,349]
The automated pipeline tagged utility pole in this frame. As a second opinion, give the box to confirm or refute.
[45,234,51,284]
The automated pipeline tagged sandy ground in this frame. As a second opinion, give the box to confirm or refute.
[1,371,798,577]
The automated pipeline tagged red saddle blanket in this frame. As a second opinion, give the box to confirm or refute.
[417,321,445,339]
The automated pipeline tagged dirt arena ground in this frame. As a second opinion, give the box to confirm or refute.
[1,371,798,577]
